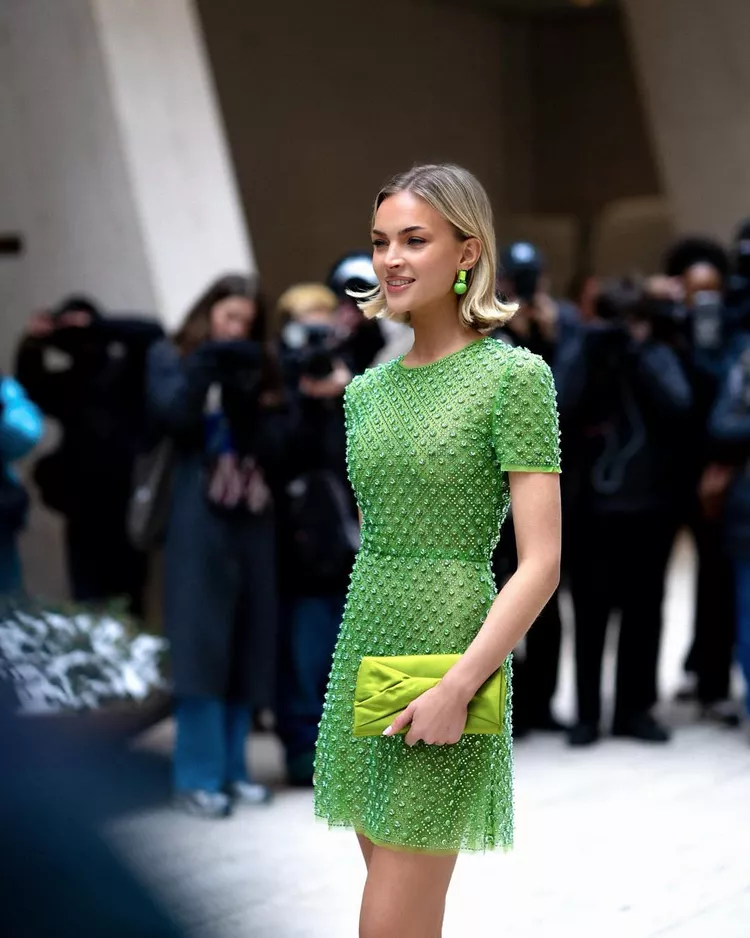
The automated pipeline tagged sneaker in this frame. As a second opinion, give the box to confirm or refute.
[700,700,741,728]
[227,781,273,806]
[174,789,231,819]
[567,722,600,747]
[612,713,671,743]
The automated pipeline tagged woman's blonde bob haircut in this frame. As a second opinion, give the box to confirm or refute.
[358,163,518,331]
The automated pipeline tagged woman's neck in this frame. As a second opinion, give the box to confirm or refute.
[405,299,483,366]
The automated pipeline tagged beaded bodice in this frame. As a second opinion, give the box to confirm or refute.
[345,337,560,563]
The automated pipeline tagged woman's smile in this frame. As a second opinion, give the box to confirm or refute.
[385,277,415,294]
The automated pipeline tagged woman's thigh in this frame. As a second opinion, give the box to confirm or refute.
[359,844,458,938]
[357,833,374,869]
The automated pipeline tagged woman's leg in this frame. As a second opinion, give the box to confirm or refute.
[357,833,375,870]
[224,702,251,783]
[568,515,614,733]
[224,700,273,804]
[614,513,674,729]
[359,845,458,938]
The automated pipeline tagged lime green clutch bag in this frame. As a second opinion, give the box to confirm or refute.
[353,653,506,737]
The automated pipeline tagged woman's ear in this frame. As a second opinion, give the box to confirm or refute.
[461,237,482,271]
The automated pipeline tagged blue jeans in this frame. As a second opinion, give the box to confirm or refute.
[173,697,251,793]
[733,560,750,715]
[277,595,345,760]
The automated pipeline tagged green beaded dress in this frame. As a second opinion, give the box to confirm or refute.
[313,337,561,854]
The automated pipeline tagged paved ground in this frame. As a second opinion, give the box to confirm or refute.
[111,535,750,937]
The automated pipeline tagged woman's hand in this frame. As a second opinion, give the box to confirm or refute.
[383,683,469,747]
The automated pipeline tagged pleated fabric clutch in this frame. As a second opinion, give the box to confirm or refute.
[353,653,505,737]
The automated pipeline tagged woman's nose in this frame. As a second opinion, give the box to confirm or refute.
[385,245,403,268]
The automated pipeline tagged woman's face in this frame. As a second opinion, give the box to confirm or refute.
[210,295,256,341]
[371,191,478,319]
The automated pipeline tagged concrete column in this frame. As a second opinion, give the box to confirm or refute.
[0,0,253,599]
[1,0,253,348]
[623,0,750,240]
[90,0,254,328]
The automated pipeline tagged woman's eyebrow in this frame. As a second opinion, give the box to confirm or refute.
[371,225,427,236]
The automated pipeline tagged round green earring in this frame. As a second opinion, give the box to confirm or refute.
[453,269,468,295]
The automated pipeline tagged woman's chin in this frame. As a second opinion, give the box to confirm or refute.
[385,299,411,318]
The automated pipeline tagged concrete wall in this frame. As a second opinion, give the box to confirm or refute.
[0,0,255,600]
[0,0,155,369]
[90,0,254,329]
[530,9,660,219]
[198,2,662,297]
[197,0,512,299]
[623,0,750,241]
[0,0,254,366]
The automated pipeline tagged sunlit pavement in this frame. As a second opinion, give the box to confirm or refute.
[112,534,750,937]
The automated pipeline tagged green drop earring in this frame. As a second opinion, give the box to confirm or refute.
[453,269,468,295]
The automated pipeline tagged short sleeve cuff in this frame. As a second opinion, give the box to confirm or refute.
[501,464,561,474]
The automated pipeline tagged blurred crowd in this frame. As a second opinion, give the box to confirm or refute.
[2,224,750,817]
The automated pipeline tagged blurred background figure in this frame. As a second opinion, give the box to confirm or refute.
[557,278,692,746]
[14,296,163,616]
[492,241,580,736]
[0,376,43,596]
[326,250,413,368]
[275,282,359,786]
[0,681,188,938]
[495,241,581,363]
[567,271,601,325]
[661,239,739,723]
[146,274,292,818]
[709,334,750,732]
[725,218,750,328]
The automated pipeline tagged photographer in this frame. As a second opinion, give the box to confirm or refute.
[492,242,580,736]
[495,241,580,366]
[14,296,164,614]
[709,338,750,734]
[726,218,750,328]
[275,283,359,786]
[558,279,692,746]
[660,239,738,720]
[0,377,43,594]
[326,251,387,373]
[146,275,292,818]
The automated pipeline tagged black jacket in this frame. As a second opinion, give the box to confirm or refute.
[15,317,164,516]
[146,338,293,703]
[556,325,692,515]
[276,346,357,596]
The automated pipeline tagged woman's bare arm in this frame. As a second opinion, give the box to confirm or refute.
[441,471,561,704]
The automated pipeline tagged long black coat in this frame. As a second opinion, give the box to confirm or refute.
[146,339,292,706]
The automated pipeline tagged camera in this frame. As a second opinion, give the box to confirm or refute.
[283,320,338,380]
[500,242,542,304]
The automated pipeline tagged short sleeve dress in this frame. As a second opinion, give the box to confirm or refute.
[313,336,561,854]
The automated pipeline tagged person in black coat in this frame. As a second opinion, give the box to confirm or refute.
[492,242,581,736]
[146,275,293,818]
[659,242,738,719]
[15,296,164,615]
[557,279,692,747]
[273,283,360,785]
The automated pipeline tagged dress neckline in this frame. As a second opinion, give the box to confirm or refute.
[395,337,489,372]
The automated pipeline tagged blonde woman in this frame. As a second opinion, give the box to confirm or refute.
[313,164,562,937]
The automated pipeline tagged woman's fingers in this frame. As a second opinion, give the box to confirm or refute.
[382,702,416,737]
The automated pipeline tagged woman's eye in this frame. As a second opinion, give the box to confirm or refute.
[372,239,386,249]
[407,237,426,246]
